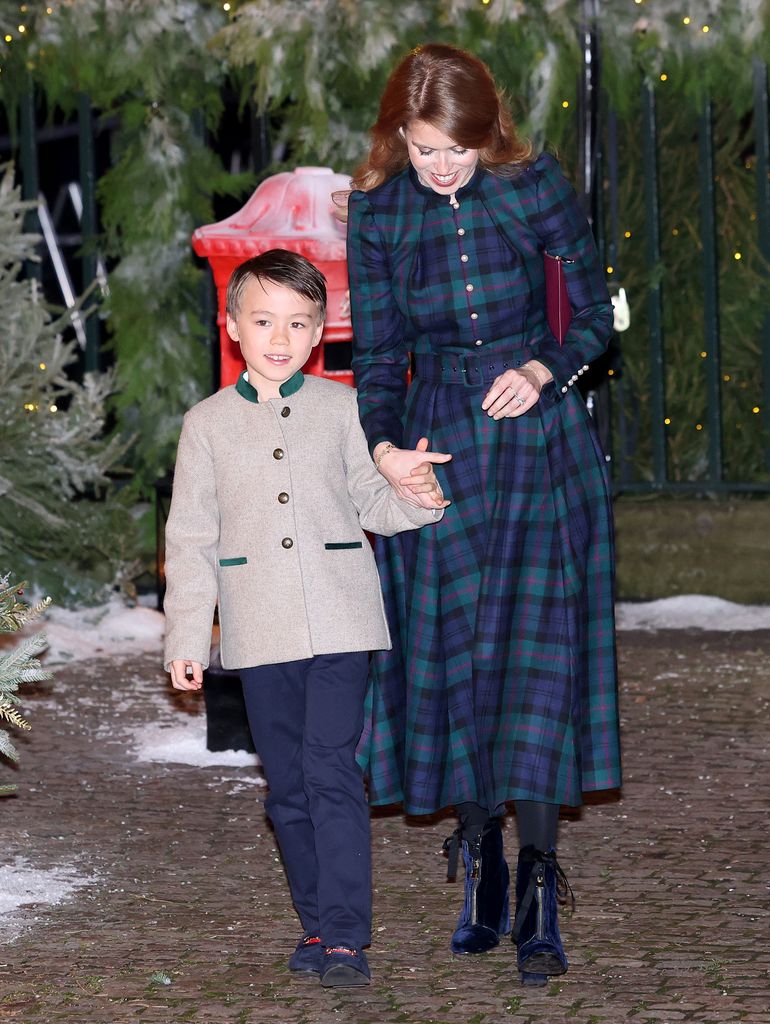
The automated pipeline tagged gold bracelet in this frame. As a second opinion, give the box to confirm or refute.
[375,442,396,469]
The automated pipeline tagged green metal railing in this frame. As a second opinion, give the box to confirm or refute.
[605,65,770,495]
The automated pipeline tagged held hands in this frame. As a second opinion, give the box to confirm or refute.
[481,360,553,420]
[170,659,203,691]
[375,437,452,510]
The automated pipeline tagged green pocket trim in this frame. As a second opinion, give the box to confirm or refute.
[219,557,247,566]
[324,542,363,550]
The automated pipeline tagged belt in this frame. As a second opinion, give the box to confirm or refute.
[413,351,528,385]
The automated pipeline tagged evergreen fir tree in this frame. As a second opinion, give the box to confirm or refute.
[0,164,139,605]
[0,575,51,795]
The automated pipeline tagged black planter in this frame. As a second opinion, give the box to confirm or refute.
[202,646,255,753]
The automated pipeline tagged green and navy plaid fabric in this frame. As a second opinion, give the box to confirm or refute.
[347,153,621,814]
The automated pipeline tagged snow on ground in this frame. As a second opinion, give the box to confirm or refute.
[32,596,165,666]
[0,857,98,943]
[616,595,770,631]
[131,718,260,770]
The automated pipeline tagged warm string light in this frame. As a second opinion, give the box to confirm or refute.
[562,100,570,109]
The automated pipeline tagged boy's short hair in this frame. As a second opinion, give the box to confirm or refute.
[226,249,327,321]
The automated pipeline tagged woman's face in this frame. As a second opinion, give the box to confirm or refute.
[403,120,479,195]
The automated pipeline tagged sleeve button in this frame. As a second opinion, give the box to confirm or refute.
[273,448,284,460]
[281,537,294,549]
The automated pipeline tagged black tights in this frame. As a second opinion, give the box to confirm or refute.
[456,799,559,852]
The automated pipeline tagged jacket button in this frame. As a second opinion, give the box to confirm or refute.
[281,537,293,549]
[278,492,289,504]
[281,406,291,418]
[273,448,284,460]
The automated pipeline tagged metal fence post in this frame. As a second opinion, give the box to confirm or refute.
[697,97,723,482]
[641,80,667,485]
[19,75,41,281]
[753,60,770,473]
[77,93,100,373]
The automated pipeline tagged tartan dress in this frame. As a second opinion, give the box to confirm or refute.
[347,153,621,815]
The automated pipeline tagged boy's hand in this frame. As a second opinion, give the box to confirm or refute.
[170,659,203,691]
[376,437,452,509]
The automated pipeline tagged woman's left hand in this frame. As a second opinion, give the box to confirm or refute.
[481,362,551,420]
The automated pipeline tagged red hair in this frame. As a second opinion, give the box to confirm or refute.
[351,43,532,193]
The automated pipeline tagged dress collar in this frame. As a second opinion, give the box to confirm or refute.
[407,162,485,204]
[235,369,305,404]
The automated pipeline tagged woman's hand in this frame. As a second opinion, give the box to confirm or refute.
[481,360,553,420]
[375,437,452,509]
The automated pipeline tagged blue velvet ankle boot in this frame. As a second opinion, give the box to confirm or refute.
[512,845,573,980]
[448,819,511,954]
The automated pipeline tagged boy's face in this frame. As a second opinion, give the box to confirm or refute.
[226,275,323,400]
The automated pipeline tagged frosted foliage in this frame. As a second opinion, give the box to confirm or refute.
[0,165,127,595]
[296,123,369,168]
[37,0,222,69]
[219,0,427,87]
[527,43,559,143]
[599,0,768,67]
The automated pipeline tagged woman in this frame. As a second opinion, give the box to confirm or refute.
[345,43,621,985]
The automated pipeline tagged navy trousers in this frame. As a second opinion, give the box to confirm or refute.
[240,652,371,950]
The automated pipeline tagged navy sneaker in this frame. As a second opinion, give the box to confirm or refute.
[288,933,324,974]
[320,946,370,987]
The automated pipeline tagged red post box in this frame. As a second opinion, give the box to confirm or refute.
[192,167,353,389]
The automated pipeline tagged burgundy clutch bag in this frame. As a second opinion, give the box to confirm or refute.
[544,252,571,345]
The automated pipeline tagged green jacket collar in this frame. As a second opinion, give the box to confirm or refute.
[235,370,305,404]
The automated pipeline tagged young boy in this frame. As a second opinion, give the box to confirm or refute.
[163,249,448,988]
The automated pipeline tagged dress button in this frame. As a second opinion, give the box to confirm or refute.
[470,312,479,320]
[457,228,466,236]
[273,448,284,460]
[281,406,290,418]
[281,537,293,549]
[450,200,460,210]
[475,339,483,347]
[460,254,469,263]
[278,492,289,504]
[561,386,568,393]
[465,283,474,292]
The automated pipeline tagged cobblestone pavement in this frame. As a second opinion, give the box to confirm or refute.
[1,629,768,1024]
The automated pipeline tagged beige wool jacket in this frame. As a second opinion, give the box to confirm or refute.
[163,371,442,672]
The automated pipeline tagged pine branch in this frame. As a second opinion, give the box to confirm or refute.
[0,701,30,731]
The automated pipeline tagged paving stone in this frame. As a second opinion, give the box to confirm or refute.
[0,630,768,1022]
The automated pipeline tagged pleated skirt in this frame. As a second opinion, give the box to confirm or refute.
[356,368,621,815]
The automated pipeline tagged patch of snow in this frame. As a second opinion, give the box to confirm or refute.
[131,719,261,769]
[616,595,770,631]
[0,857,97,942]
[33,596,165,666]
